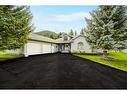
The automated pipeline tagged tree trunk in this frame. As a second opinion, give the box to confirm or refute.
[103,50,108,59]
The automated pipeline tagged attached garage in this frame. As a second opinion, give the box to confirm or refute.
[23,33,58,56]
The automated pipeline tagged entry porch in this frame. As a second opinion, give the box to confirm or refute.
[58,43,71,53]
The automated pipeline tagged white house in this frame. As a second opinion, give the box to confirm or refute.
[7,33,93,56]
[55,33,92,53]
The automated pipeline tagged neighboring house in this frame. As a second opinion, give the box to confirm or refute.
[6,33,93,56]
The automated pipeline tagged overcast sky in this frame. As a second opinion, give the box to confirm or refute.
[30,5,97,34]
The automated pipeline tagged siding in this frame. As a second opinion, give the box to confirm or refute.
[24,40,58,56]
[71,36,92,53]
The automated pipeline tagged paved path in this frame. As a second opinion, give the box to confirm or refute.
[0,53,127,89]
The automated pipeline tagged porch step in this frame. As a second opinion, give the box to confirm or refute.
[61,50,70,53]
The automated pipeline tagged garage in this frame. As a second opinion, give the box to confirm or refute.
[23,33,58,56]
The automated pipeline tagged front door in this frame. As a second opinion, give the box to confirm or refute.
[65,44,69,51]
[61,44,70,53]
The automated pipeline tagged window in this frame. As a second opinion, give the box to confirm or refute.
[78,42,84,50]
[64,35,68,41]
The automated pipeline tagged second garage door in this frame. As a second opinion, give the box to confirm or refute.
[42,43,51,53]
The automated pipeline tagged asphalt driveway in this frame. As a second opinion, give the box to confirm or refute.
[0,53,127,89]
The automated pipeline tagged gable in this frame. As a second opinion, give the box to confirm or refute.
[72,36,87,43]
[61,33,73,41]
[72,36,91,49]
[70,35,92,52]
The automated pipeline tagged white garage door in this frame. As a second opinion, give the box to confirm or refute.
[43,44,51,53]
[26,42,42,55]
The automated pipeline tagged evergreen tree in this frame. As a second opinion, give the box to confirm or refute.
[80,28,84,36]
[0,5,34,50]
[58,32,62,38]
[74,30,77,36]
[85,6,127,58]
[49,35,54,39]
[69,29,74,36]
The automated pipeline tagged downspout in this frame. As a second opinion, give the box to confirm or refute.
[24,44,29,57]
[51,43,52,53]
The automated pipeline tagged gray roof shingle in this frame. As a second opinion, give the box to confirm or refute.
[29,33,56,43]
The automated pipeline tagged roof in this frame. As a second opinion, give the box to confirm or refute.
[55,38,72,44]
[29,33,84,44]
[71,35,85,40]
[29,33,56,43]
[60,32,74,37]
[54,35,85,44]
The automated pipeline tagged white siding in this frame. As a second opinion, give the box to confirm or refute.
[71,36,92,53]
[25,41,42,56]
[42,43,51,54]
[24,40,58,56]
[51,44,58,53]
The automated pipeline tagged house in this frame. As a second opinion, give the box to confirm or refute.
[55,33,91,53]
[6,33,92,56]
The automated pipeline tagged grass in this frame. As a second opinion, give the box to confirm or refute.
[74,52,127,72]
[0,51,22,61]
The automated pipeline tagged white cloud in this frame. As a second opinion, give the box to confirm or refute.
[39,12,90,22]
[54,12,90,21]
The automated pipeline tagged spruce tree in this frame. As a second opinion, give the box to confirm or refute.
[0,5,34,50]
[74,30,77,36]
[58,32,62,38]
[80,28,84,36]
[69,29,74,36]
[85,6,127,58]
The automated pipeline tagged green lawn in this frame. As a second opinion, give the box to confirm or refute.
[0,51,22,61]
[74,52,127,72]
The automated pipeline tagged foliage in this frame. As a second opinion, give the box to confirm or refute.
[85,6,127,51]
[68,29,74,36]
[36,30,60,39]
[0,5,34,50]
[74,52,127,71]
[80,28,85,36]
[74,31,77,36]
[58,32,62,38]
